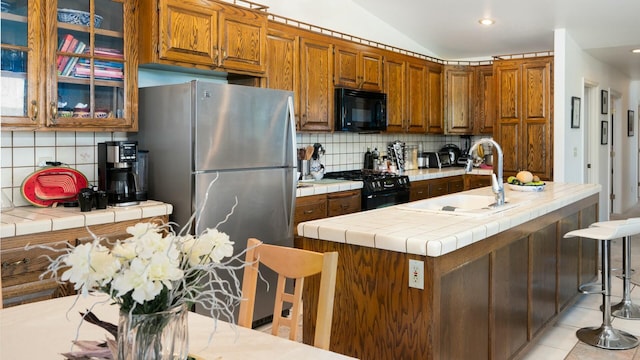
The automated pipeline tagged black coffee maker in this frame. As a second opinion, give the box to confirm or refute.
[98,141,139,206]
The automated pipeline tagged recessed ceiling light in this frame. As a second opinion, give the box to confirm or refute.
[632,49,640,54]
[479,18,495,26]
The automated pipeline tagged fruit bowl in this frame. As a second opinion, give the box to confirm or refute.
[507,183,546,192]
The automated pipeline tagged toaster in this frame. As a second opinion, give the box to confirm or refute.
[424,152,444,168]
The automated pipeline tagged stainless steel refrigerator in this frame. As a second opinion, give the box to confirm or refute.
[136,81,296,326]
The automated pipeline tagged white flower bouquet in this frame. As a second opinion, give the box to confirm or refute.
[52,222,239,315]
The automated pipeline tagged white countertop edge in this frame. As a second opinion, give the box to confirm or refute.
[298,182,601,257]
[1,200,173,238]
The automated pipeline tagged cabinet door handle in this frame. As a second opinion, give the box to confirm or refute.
[30,100,38,122]
[50,102,58,124]
[2,258,30,268]
[304,209,314,214]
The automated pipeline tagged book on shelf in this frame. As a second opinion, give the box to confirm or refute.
[60,41,87,77]
[57,38,78,74]
[56,34,75,71]
[74,66,124,80]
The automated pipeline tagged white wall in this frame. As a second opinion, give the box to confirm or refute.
[555,29,638,219]
[253,0,436,56]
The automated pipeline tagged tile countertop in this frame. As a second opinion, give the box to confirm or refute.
[297,182,601,257]
[1,200,173,238]
[295,167,493,197]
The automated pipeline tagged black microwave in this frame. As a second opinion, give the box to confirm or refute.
[335,88,387,132]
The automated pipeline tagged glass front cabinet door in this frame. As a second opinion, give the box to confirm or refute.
[1,0,138,131]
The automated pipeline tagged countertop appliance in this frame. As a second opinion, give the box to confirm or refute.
[439,143,462,165]
[334,88,387,133]
[323,170,410,210]
[97,141,139,206]
[136,81,296,327]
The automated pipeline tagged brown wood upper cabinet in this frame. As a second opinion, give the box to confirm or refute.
[384,54,443,134]
[139,0,267,74]
[334,43,383,92]
[1,0,138,131]
[426,63,444,134]
[298,36,334,131]
[383,55,406,133]
[494,56,553,180]
[474,65,494,135]
[264,23,299,123]
[444,65,474,134]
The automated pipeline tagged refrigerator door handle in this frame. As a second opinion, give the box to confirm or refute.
[287,95,297,235]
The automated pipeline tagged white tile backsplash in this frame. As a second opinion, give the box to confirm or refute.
[1,130,477,206]
[1,131,124,206]
[56,132,75,146]
[35,132,56,146]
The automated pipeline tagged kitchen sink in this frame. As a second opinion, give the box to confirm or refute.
[397,194,522,217]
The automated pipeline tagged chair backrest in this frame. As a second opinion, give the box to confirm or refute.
[238,238,338,350]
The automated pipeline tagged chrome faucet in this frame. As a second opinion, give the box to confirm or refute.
[465,138,505,206]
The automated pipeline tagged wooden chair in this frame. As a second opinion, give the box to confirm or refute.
[238,238,338,350]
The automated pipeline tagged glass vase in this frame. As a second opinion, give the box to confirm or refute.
[117,304,189,360]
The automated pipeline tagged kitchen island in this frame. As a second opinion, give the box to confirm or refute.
[297,182,600,360]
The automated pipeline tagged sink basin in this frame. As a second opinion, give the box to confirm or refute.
[398,194,522,217]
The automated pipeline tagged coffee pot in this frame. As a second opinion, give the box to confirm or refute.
[98,141,139,206]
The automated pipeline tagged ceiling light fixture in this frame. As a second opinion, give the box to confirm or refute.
[632,49,640,54]
[479,18,495,26]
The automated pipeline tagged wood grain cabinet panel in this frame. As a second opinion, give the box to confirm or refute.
[475,65,495,135]
[299,37,334,131]
[463,174,492,190]
[440,254,490,360]
[264,24,298,123]
[140,0,266,74]
[219,8,267,72]
[327,190,361,217]
[426,64,444,134]
[334,44,382,92]
[558,212,580,310]
[494,57,553,180]
[444,65,474,134]
[158,0,219,65]
[406,60,428,133]
[383,55,406,132]
[492,237,529,360]
[530,222,558,336]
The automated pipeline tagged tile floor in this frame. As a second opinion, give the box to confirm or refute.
[259,206,640,359]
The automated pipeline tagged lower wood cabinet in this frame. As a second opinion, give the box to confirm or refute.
[464,174,492,190]
[0,216,167,308]
[294,190,361,236]
[410,176,464,202]
[327,190,361,217]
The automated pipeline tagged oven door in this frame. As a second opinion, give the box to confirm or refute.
[362,188,410,210]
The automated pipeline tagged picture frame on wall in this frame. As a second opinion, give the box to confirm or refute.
[571,96,581,128]
[629,110,635,137]
[601,90,608,114]
[601,121,608,144]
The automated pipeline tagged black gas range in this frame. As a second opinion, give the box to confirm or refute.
[323,170,411,210]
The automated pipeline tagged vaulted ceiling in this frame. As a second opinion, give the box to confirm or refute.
[353,0,640,80]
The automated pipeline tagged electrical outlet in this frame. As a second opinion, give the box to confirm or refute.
[408,259,424,289]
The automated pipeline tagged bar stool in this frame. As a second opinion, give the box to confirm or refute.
[591,218,640,319]
[564,220,640,350]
